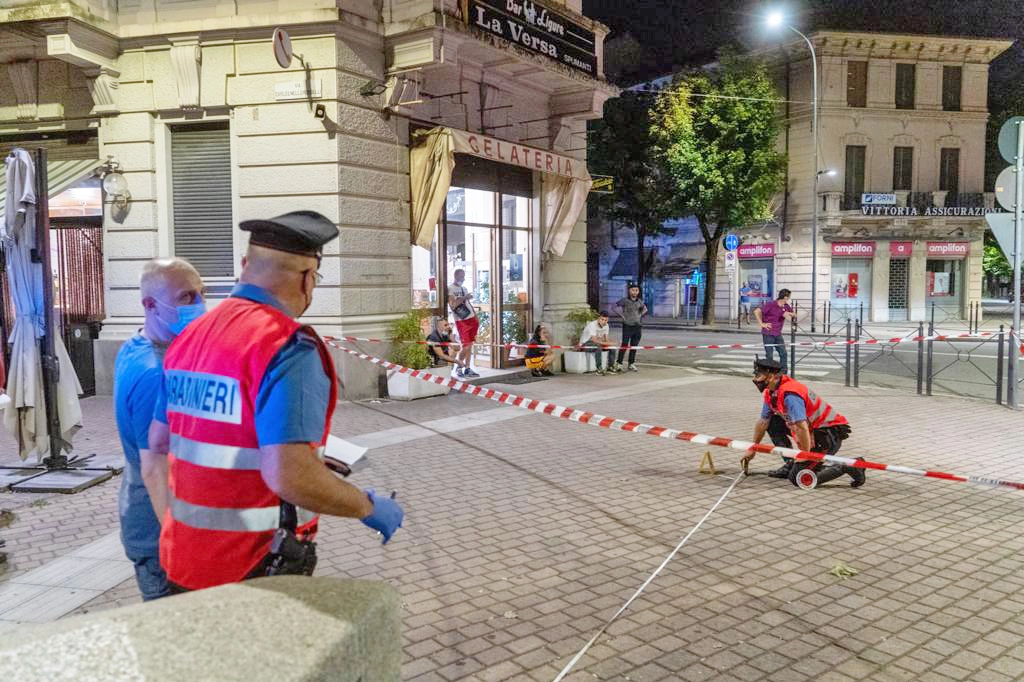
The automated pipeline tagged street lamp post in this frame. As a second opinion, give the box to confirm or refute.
[768,12,820,331]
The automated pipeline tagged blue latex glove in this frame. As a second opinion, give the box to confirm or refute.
[361,489,404,544]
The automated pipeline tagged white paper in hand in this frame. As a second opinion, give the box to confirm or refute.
[323,434,367,469]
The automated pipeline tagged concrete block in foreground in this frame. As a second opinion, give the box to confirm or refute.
[0,577,401,682]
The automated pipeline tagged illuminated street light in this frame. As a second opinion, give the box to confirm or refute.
[766,10,822,331]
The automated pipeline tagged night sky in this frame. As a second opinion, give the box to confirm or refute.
[583,0,1024,105]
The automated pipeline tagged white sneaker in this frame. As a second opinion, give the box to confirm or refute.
[596,368,606,375]
[628,364,639,372]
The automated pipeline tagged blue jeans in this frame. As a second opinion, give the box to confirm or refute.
[582,340,605,369]
[129,552,170,601]
[762,334,788,374]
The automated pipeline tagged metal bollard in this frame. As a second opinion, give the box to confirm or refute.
[789,314,797,378]
[926,320,934,397]
[854,319,861,388]
[916,322,924,396]
[845,319,852,387]
[997,324,1005,406]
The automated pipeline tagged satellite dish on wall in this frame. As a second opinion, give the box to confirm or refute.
[273,27,293,69]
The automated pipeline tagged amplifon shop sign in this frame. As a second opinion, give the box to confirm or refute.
[831,242,875,258]
[737,243,775,259]
[927,242,969,258]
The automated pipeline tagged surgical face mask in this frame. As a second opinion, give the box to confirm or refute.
[156,297,206,336]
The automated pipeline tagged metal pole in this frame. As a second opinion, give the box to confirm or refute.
[1009,120,1023,409]
[33,148,66,469]
[854,318,861,388]
[917,322,924,395]
[789,313,797,378]
[997,324,1005,406]
[845,319,852,386]
[926,319,934,397]
[789,26,819,333]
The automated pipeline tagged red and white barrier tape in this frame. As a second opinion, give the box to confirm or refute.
[327,340,1024,492]
[327,330,1003,353]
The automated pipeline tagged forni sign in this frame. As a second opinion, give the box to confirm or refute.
[468,0,597,75]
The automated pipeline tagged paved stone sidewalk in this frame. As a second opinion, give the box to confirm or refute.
[2,366,1024,681]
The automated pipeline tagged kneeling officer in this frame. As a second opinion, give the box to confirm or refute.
[151,210,404,592]
[743,359,865,489]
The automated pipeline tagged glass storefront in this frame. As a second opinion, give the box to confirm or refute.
[411,165,535,369]
[926,258,963,315]
[830,258,872,313]
[738,259,774,308]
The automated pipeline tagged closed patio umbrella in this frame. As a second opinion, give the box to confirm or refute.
[2,148,82,461]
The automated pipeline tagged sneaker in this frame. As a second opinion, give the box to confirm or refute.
[628,364,639,372]
[596,368,606,375]
[463,368,480,378]
[848,458,867,488]
[454,368,465,379]
[531,369,543,377]
[541,369,555,377]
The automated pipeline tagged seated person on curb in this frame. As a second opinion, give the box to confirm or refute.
[741,358,865,489]
[525,324,556,377]
[427,317,468,377]
[578,312,616,376]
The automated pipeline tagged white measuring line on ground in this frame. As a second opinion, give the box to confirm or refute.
[551,472,748,682]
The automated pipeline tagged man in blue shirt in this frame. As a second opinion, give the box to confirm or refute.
[114,257,205,600]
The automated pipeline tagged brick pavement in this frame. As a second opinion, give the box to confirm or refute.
[2,365,1024,680]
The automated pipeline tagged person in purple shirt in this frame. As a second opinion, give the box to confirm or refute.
[754,288,795,374]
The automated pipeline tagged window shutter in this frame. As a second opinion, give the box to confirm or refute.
[895,64,916,110]
[171,123,234,278]
[847,61,867,108]
[942,66,962,111]
[939,148,960,194]
[893,147,913,191]
[844,145,866,209]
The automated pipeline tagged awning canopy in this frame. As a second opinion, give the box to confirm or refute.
[409,127,592,257]
[0,157,100,216]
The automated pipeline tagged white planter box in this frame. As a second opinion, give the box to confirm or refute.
[562,350,612,374]
[386,365,452,401]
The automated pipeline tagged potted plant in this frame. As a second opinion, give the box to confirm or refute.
[562,306,603,374]
[385,310,452,401]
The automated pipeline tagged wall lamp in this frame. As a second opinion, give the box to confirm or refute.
[98,156,130,209]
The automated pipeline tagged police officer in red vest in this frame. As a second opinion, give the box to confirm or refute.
[149,210,404,592]
[742,359,865,489]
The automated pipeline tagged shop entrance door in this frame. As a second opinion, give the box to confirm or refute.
[888,258,909,321]
[412,185,534,369]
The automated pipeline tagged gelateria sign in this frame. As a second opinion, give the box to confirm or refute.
[467,0,597,75]
[452,128,585,180]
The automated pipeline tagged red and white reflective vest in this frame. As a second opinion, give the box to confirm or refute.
[159,296,337,590]
[764,376,848,430]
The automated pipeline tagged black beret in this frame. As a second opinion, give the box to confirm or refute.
[240,210,338,257]
[753,358,782,373]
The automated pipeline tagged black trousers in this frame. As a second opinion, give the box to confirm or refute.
[766,414,848,455]
[617,324,643,365]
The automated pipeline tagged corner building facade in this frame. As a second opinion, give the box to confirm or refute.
[0,0,613,395]
[716,31,1012,325]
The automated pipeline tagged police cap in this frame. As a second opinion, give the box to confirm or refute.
[240,210,338,257]
[753,358,782,373]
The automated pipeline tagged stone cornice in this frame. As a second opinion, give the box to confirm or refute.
[802,31,1014,64]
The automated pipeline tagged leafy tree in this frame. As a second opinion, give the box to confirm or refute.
[589,92,681,286]
[650,55,786,324]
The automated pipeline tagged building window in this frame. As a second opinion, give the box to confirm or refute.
[893,147,914,191]
[847,61,867,108]
[895,63,916,110]
[939,148,960,195]
[942,66,962,111]
[844,145,866,209]
[170,122,234,278]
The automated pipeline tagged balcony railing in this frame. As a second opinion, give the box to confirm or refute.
[833,191,990,214]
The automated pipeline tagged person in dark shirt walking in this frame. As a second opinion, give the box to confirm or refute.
[754,289,794,374]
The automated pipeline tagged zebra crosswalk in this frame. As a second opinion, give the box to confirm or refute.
[693,350,844,377]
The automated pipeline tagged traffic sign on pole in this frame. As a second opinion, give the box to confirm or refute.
[998,116,1024,165]
[724,234,740,251]
[995,166,1018,212]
